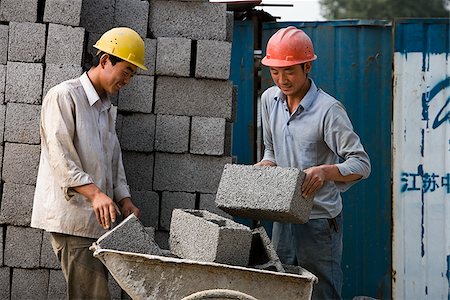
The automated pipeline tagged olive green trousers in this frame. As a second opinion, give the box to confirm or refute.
[50,232,111,300]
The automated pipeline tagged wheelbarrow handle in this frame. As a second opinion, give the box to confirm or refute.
[181,289,258,300]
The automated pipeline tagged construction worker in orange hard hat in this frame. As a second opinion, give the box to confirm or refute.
[31,27,146,299]
[256,26,371,300]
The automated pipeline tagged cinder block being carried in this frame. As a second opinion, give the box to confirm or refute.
[169,209,252,266]
[94,214,162,256]
[215,164,312,224]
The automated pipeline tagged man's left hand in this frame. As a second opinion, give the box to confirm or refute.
[118,197,141,219]
[301,166,326,198]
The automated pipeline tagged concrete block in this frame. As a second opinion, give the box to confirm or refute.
[248,226,284,272]
[169,209,252,266]
[114,0,149,38]
[41,232,61,269]
[224,121,233,156]
[122,151,154,191]
[0,65,6,94]
[130,191,159,228]
[0,267,10,299]
[0,227,3,265]
[46,24,85,65]
[154,153,232,193]
[195,40,231,80]
[215,164,311,224]
[8,22,46,63]
[0,0,38,22]
[199,193,232,219]
[4,103,41,144]
[95,214,163,255]
[0,25,7,64]
[148,0,228,41]
[118,75,154,113]
[80,0,115,34]
[2,143,40,185]
[11,268,49,299]
[137,38,157,76]
[118,113,155,152]
[0,104,5,142]
[154,114,190,153]
[5,62,43,104]
[85,32,101,68]
[0,183,35,226]
[160,191,196,230]
[226,11,234,42]
[48,270,66,300]
[44,0,82,26]
[156,37,191,77]
[155,230,169,250]
[155,77,234,120]
[4,226,42,268]
[43,64,83,96]
[190,117,226,155]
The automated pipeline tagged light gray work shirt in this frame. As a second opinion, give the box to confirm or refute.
[261,80,371,219]
[31,72,131,238]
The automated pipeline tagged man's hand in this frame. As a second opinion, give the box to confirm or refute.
[254,160,277,167]
[118,197,141,219]
[74,184,120,230]
[302,166,326,198]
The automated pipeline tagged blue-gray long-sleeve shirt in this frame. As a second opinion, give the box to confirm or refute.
[261,80,371,219]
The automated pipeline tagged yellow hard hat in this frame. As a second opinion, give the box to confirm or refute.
[94,27,147,71]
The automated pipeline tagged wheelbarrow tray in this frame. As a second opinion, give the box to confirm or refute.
[92,246,317,300]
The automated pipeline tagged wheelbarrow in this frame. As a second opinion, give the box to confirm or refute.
[91,245,317,300]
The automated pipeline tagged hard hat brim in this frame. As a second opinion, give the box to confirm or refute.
[261,55,317,67]
[94,45,148,71]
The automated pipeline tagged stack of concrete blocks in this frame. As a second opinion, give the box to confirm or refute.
[215,164,312,223]
[0,0,235,298]
[169,209,252,266]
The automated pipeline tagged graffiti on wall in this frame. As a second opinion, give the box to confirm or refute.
[400,76,450,194]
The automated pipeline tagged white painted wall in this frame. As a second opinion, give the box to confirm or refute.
[393,52,450,299]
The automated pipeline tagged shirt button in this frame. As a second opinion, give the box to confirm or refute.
[285,109,288,112]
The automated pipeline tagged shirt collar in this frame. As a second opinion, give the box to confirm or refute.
[79,72,111,109]
[273,79,320,112]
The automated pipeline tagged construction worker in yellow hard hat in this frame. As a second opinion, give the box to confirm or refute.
[256,26,371,300]
[31,27,146,299]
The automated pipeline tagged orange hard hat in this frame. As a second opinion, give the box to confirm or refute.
[261,26,317,67]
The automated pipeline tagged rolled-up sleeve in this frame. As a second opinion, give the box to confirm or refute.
[41,87,93,200]
[261,90,276,164]
[323,103,371,192]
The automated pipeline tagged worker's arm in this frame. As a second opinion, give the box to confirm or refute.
[301,165,362,198]
[302,102,370,198]
[74,183,120,229]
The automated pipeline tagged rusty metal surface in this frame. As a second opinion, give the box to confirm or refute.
[92,247,317,300]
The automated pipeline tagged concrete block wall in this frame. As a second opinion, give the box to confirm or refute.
[0,1,235,298]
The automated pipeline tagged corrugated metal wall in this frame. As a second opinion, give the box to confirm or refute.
[230,20,256,165]
[392,19,450,299]
[261,21,392,299]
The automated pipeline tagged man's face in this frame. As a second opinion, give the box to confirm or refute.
[102,57,137,95]
[269,63,310,98]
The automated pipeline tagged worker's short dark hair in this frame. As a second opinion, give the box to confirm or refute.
[91,51,124,67]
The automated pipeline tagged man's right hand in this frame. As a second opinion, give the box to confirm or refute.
[74,184,120,230]
[254,160,277,167]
